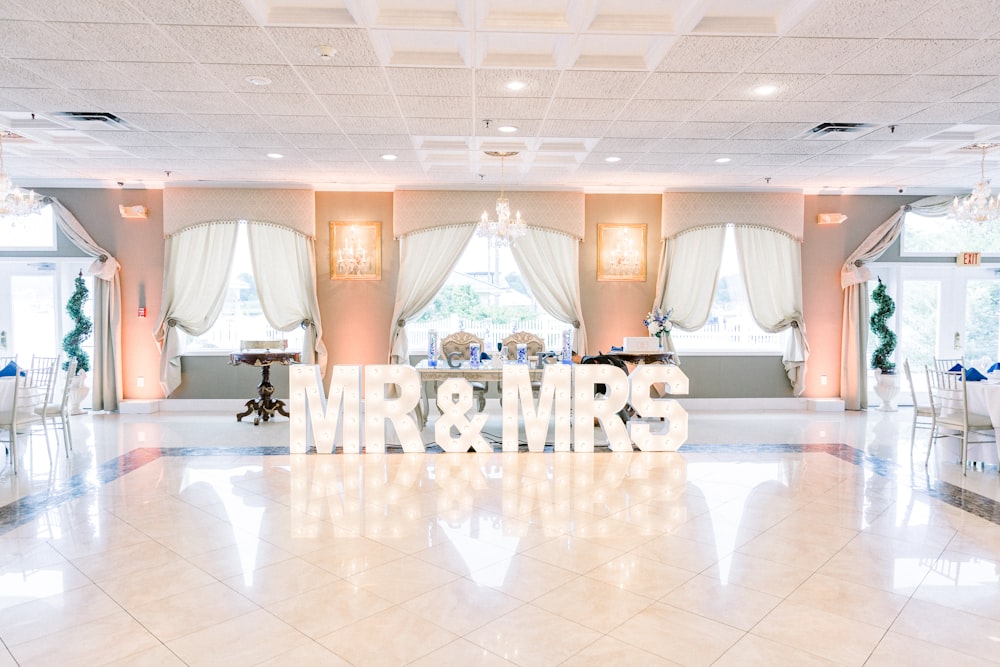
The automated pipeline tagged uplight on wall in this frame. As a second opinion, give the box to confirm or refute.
[119,204,148,219]
[817,213,847,225]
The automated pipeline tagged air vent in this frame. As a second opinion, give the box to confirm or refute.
[805,122,873,137]
[53,112,128,127]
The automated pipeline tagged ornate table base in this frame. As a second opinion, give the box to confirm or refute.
[230,351,300,425]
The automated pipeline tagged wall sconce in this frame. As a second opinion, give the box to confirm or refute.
[119,204,148,219]
[817,213,847,225]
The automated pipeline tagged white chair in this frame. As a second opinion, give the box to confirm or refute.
[925,366,994,473]
[440,331,487,412]
[35,358,76,456]
[27,355,60,407]
[1,356,49,475]
[500,331,546,399]
[934,357,964,372]
[903,359,935,457]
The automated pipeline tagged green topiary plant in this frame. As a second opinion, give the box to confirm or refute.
[870,277,897,374]
[62,271,92,374]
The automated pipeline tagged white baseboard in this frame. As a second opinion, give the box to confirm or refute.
[807,398,846,412]
[120,398,285,413]
[677,397,809,411]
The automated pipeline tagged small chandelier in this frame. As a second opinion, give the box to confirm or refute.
[477,151,527,247]
[951,143,1000,226]
[0,131,42,218]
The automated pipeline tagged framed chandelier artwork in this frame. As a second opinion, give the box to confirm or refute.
[331,221,381,280]
[597,223,646,282]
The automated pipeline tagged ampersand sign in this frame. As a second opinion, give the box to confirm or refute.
[435,378,490,453]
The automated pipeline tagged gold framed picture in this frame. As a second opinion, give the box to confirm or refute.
[331,221,381,280]
[597,223,646,281]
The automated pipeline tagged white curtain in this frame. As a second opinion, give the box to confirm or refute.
[839,195,952,409]
[246,222,327,372]
[653,225,727,360]
[734,226,809,396]
[47,198,123,411]
[389,224,477,363]
[510,226,588,355]
[153,222,239,395]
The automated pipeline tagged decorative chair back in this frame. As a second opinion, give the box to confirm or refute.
[501,332,545,359]
[27,355,60,404]
[934,357,964,372]
[441,331,484,366]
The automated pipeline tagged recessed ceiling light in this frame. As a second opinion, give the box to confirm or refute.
[715,157,732,163]
[381,154,398,161]
[506,80,526,91]
[245,75,272,86]
[753,84,779,96]
[266,152,284,159]
[314,45,337,61]
[605,156,622,163]
[498,125,518,133]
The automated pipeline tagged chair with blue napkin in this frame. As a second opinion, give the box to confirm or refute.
[965,367,988,382]
[949,363,964,372]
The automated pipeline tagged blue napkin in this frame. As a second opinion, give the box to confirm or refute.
[610,346,623,352]
[989,362,1000,373]
[949,363,964,372]
[966,367,987,382]
[0,360,25,377]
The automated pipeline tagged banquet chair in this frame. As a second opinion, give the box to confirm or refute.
[440,331,487,412]
[500,331,546,398]
[27,355,60,406]
[934,357,964,372]
[35,358,76,456]
[924,366,994,473]
[903,359,935,457]
[1,356,49,475]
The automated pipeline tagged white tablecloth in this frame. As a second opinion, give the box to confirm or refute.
[960,381,1000,464]
[0,377,45,423]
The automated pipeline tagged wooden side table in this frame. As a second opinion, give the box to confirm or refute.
[229,351,300,425]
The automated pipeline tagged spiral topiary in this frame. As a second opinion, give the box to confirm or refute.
[870,277,896,374]
[62,271,92,374]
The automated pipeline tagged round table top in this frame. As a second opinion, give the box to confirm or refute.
[229,351,301,366]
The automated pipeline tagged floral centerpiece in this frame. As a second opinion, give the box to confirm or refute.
[644,306,673,348]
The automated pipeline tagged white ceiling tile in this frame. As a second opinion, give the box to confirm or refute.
[267,28,379,66]
[52,22,190,62]
[0,59,55,88]
[408,117,474,135]
[15,0,146,22]
[730,122,815,140]
[926,40,1000,76]
[751,38,876,74]
[872,75,995,103]
[655,138,721,153]
[349,133,413,149]
[901,102,1000,124]
[618,99,702,122]
[284,133,352,149]
[539,119,611,137]
[154,131,237,147]
[634,72,735,100]
[128,0,256,26]
[547,97,628,120]
[477,96,550,119]
[385,67,472,96]
[593,137,659,152]
[11,59,138,90]
[122,145,195,159]
[475,69,561,97]
[337,116,409,134]
[238,92,327,116]
[159,25,286,65]
[666,122,746,139]
[0,86,96,111]
[224,132,291,148]
[295,65,389,96]
[657,36,777,72]
[319,94,399,117]
[190,114,275,133]
[711,139,785,154]
[109,62,227,93]
[0,20,101,60]
[553,70,647,99]
[605,120,679,138]
[787,0,939,38]
[830,101,929,124]
[836,39,973,75]
[263,115,343,133]
[892,0,1000,39]
[116,113,206,132]
[198,64,310,94]
[794,74,909,102]
[397,95,472,118]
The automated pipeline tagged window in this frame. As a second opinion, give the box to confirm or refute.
[181,224,303,353]
[670,226,785,353]
[0,204,56,250]
[901,211,1000,255]
[407,235,569,356]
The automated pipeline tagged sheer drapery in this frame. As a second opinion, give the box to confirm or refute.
[839,196,951,409]
[246,222,327,372]
[734,226,809,395]
[389,224,477,363]
[653,225,727,359]
[510,226,588,355]
[153,222,239,395]
[47,198,123,411]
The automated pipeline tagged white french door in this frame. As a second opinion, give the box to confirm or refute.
[0,258,93,363]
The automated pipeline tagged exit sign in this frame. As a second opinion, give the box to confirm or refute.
[958,251,982,266]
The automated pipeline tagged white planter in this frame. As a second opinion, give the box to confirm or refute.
[873,369,900,412]
[69,371,89,415]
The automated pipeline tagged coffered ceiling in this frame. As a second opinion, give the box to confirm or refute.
[1,0,999,194]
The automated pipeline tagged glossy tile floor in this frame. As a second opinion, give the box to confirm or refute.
[2,404,1000,666]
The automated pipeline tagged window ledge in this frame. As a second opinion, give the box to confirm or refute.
[673,349,783,357]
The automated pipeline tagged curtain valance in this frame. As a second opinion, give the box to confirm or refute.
[163,187,315,237]
[661,192,804,240]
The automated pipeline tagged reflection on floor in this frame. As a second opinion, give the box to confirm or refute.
[2,403,1000,665]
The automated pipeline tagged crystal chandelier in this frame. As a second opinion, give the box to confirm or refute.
[0,131,42,218]
[477,151,527,247]
[951,143,1000,226]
